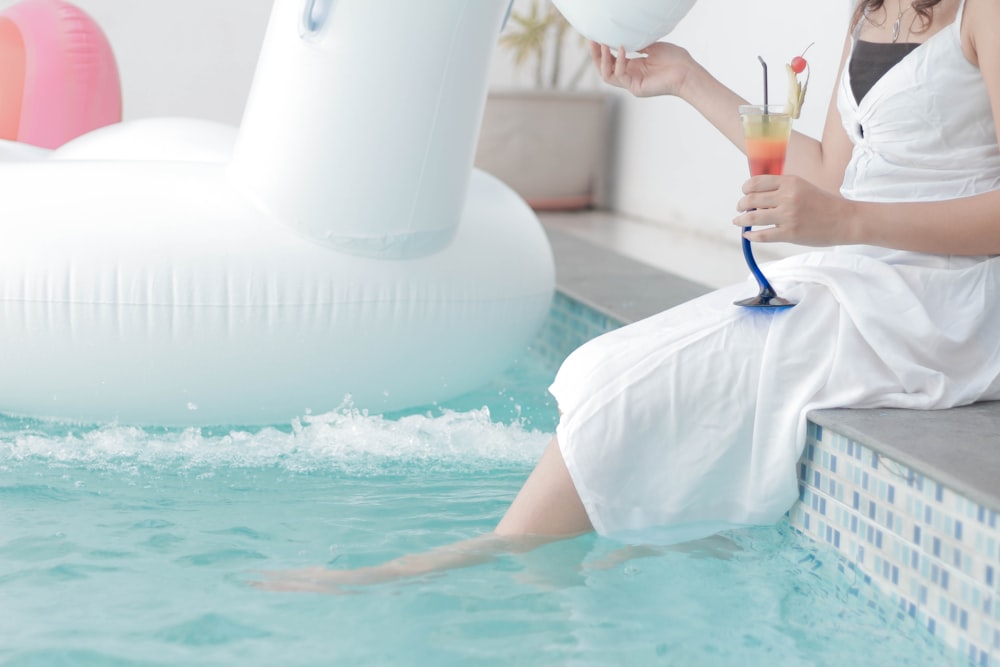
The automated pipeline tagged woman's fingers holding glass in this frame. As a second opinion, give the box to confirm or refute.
[735,175,855,247]
[734,207,775,231]
[736,182,781,217]
[736,194,774,215]
[739,221,782,243]
[735,176,783,241]
[740,175,783,196]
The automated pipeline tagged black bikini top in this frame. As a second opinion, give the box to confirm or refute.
[849,39,920,104]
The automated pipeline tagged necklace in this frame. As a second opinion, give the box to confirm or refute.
[891,2,915,43]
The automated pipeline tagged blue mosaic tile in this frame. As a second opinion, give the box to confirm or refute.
[792,423,1000,666]
[532,292,624,370]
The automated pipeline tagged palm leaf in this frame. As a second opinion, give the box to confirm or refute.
[499,0,563,88]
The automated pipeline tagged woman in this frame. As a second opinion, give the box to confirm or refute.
[259,0,1000,591]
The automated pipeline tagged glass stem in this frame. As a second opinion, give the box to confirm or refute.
[741,227,777,297]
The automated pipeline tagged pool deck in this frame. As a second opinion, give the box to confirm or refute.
[541,210,1000,515]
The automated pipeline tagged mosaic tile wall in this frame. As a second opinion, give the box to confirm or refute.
[532,291,623,368]
[790,423,1000,667]
[544,290,1000,664]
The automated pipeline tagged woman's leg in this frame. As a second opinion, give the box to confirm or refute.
[495,436,592,537]
[255,436,592,592]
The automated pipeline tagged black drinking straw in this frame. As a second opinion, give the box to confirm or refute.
[757,55,769,107]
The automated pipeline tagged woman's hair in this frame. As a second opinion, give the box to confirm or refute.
[851,0,943,32]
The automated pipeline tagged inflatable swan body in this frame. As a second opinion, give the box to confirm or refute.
[0,0,697,427]
[0,0,553,426]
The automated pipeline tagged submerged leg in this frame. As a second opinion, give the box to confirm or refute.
[255,436,593,593]
[495,436,593,537]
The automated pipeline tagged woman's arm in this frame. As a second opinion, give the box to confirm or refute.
[592,37,855,194]
[739,177,1000,254]
[740,0,1000,256]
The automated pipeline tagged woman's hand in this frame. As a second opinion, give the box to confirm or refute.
[735,175,859,246]
[591,42,698,98]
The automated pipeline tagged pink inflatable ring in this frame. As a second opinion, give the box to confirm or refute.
[0,0,120,149]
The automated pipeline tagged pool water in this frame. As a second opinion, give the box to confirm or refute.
[0,343,961,666]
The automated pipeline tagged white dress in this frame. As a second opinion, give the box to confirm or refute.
[549,0,1000,543]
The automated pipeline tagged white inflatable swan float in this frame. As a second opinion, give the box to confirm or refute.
[0,0,696,426]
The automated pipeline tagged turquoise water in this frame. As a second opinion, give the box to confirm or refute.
[0,344,961,666]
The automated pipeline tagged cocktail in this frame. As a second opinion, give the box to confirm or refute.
[734,103,794,309]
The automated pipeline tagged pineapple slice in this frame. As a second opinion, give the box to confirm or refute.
[785,61,809,119]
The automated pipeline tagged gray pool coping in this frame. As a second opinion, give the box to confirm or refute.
[543,224,1000,514]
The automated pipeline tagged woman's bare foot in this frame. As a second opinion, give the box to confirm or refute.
[253,437,593,594]
[252,533,556,593]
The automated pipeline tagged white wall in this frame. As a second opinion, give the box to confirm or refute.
[1,0,851,251]
[0,0,273,123]
[0,0,542,122]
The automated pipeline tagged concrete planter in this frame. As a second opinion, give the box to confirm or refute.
[475,90,611,210]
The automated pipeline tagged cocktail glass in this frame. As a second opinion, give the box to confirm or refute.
[734,103,794,309]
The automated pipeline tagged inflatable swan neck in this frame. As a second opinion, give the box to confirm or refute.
[229,0,510,259]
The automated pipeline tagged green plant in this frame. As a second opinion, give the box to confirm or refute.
[498,0,590,90]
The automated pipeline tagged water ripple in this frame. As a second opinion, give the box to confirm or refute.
[0,484,76,502]
[41,562,121,581]
[132,519,174,530]
[141,534,185,552]
[174,549,268,567]
[153,613,271,646]
[206,526,271,541]
[0,535,77,561]
[3,649,165,666]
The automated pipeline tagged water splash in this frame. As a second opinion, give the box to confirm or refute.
[0,407,551,474]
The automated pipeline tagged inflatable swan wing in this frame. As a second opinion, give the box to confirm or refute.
[0,0,555,426]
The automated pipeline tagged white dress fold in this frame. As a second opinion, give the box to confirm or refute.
[550,0,1000,543]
